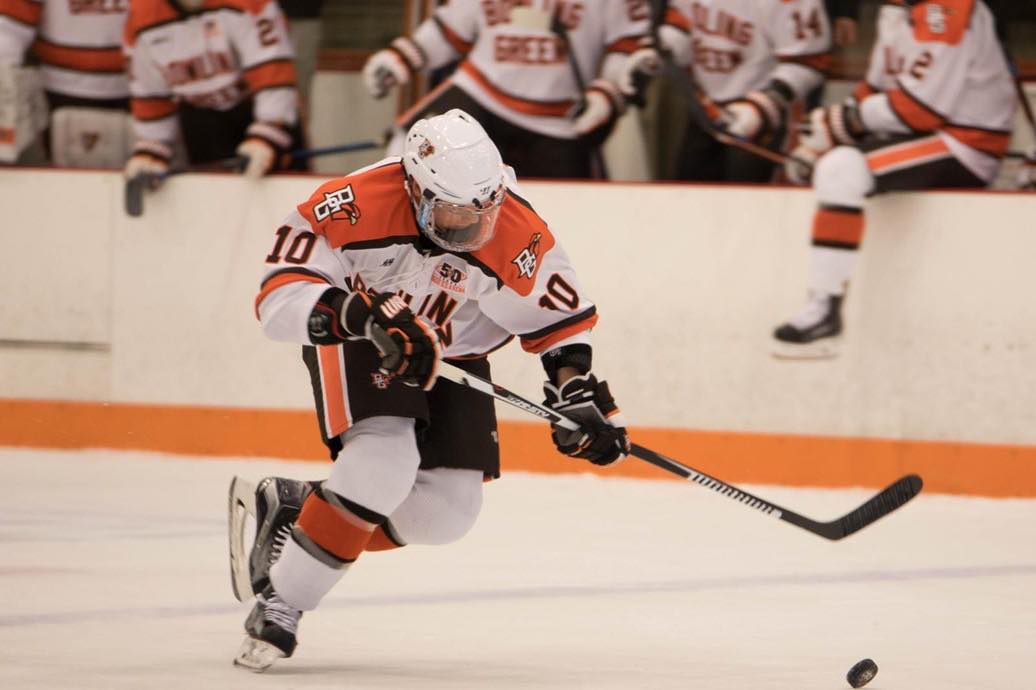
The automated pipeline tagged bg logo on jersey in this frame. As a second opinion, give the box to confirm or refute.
[313,185,361,225]
[512,233,541,279]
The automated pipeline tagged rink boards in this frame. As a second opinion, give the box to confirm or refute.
[1,169,1035,495]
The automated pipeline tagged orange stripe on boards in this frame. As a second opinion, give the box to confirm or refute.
[811,207,863,246]
[2,400,1035,498]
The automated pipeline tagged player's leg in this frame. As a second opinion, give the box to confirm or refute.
[773,134,986,357]
[235,341,429,671]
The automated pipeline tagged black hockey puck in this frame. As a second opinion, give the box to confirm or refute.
[847,658,878,688]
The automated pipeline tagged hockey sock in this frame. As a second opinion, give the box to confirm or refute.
[807,204,863,295]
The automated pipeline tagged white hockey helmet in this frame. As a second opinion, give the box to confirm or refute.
[402,109,506,253]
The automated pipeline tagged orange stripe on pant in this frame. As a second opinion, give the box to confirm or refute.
[296,493,375,562]
[866,136,950,175]
[317,344,350,438]
[812,207,864,247]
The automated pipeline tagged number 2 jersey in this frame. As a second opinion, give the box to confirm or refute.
[255,158,599,365]
[851,0,1016,182]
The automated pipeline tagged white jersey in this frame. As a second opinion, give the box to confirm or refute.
[124,0,297,147]
[854,0,1016,181]
[662,0,831,103]
[0,0,128,101]
[256,158,598,362]
[406,0,650,139]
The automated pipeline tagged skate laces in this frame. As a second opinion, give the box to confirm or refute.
[269,524,292,567]
[788,292,831,330]
[259,592,301,634]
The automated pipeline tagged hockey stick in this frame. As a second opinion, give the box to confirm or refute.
[124,138,386,217]
[438,361,923,541]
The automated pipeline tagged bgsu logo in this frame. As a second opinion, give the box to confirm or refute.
[313,184,361,225]
[511,233,541,279]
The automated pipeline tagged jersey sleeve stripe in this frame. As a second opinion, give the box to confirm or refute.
[887,85,945,132]
[131,97,178,122]
[432,16,473,55]
[0,0,41,26]
[853,81,877,102]
[519,306,598,354]
[942,125,1011,157]
[605,35,643,54]
[244,58,297,93]
[459,61,574,117]
[254,269,330,318]
[777,52,832,73]
[663,7,691,33]
[32,39,125,73]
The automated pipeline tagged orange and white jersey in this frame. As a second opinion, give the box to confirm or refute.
[124,0,297,146]
[855,0,1016,181]
[0,0,128,101]
[663,0,832,103]
[406,0,650,139]
[256,158,598,360]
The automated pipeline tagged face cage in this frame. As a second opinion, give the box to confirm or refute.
[415,187,506,253]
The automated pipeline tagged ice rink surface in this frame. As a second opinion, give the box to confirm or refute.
[1,448,1034,690]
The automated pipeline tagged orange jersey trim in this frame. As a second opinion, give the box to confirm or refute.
[459,61,574,118]
[910,0,974,45]
[811,207,864,246]
[32,39,124,74]
[943,126,1011,157]
[664,7,691,32]
[0,0,41,26]
[853,81,877,102]
[469,194,556,296]
[888,87,945,131]
[520,310,599,354]
[433,15,473,55]
[865,135,951,174]
[606,35,642,54]
[131,96,177,121]
[244,58,296,93]
[254,270,329,317]
[297,162,420,249]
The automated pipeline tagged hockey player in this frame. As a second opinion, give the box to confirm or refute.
[360,1,650,179]
[0,0,129,166]
[652,0,832,181]
[773,0,1018,357]
[235,108,630,671]
[122,0,302,181]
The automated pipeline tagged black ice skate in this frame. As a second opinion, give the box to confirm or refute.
[249,476,314,595]
[234,584,303,672]
[772,293,844,359]
[227,475,313,602]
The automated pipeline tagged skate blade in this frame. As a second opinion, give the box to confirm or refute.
[771,337,841,360]
[228,476,257,602]
[233,636,284,672]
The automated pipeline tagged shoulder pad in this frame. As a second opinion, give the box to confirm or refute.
[468,192,556,296]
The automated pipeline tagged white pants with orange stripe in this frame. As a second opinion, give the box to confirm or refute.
[270,416,484,610]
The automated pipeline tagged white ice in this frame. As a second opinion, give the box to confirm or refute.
[1,448,1034,690]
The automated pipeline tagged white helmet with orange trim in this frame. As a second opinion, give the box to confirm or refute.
[402,109,507,253]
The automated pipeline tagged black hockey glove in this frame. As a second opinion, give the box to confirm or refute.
[543,374,630,466]
[341,290,441,390]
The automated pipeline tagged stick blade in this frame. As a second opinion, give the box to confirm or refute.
[830,474,923,540]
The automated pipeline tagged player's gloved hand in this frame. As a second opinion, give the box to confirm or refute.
[785,145,819,185]
[236,122,292,178]
[124,140,172,188]
[785,102,866,183]
[722,88,787,141]
[618,39,660,104]
[571,79,625,144]
[543,374,630,466]
[362,38,423,99]
[341,291,441,390]
[1018,148,1036,190]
